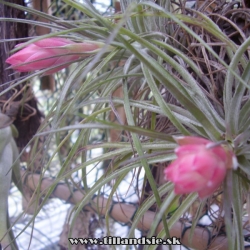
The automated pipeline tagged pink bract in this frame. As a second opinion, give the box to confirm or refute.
[165,136,236,198]
[6,37,102,75]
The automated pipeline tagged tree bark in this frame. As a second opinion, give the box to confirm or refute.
[0,0,42,150]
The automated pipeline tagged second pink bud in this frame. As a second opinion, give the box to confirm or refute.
[164,136,237,198]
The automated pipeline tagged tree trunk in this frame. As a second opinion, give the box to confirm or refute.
[0,0,42,150]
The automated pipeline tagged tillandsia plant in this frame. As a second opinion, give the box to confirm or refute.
[2,0,250,250]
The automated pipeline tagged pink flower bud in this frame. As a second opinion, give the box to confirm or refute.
[164,136,237,198]
[6,37,105,75]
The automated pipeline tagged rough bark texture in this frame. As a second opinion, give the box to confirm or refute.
[0,0,27,87]
[0,0,43,149]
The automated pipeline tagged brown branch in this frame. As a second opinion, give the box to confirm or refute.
[21,170,250,250]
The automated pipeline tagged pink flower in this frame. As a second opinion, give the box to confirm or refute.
[164,136,237,198]
[6,37,104,75]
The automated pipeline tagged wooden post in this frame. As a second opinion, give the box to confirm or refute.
[32,0,55,91]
